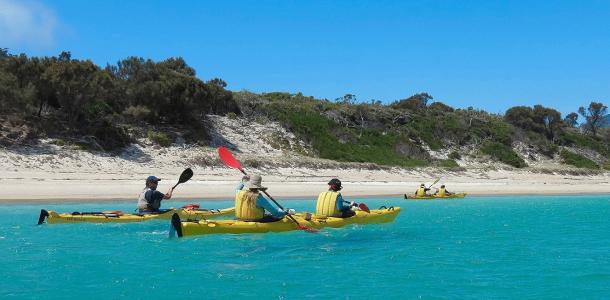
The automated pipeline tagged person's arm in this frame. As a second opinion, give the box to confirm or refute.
[235,182,245,193]
[235,176,249,193]
[336,193,351,211]
[163,188,173,199]
[256,194,287,218]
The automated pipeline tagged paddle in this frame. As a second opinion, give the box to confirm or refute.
[217,146,318,233]
[173,168,194,190]
[428,177,440,189]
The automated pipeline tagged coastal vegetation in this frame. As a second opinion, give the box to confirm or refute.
[1,49,609,170]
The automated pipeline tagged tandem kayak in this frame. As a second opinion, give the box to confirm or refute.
[37,207,235,225]
[404,193,467,200]
[170,206,400,237]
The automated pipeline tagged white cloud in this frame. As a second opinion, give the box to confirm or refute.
[0,0,58,48]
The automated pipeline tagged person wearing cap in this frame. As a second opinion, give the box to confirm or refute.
[136,176,174,213]
[316,178,356,218]
[234,174,293,222]
[415,183,431,197]
[434,184,453,197]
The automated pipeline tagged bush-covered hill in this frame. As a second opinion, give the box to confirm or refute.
[1,50,609,170]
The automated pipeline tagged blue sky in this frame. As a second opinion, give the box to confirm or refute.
[1,0,609,116]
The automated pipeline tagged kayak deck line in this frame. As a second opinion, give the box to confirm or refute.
[170,206,401,237]
[37,207,235,225]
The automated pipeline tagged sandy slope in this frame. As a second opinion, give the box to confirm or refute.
[1,115,609,203]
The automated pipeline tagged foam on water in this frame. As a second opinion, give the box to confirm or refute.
[1,195,609,299]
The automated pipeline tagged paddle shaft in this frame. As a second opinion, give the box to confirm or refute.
[427,178,440,189]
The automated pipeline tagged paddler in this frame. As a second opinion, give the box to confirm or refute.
[434,184,453,197]
[235,174,295,222]
[414,183,431,197]
[137,175,173,213]
[316,178,356,218]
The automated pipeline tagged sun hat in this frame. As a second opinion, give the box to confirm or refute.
[247,174,267,190]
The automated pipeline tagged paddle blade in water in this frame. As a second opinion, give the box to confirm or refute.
[298,224,319,233]
[218,146,242,170]
[358,203,371,213]
[178,168,193,184]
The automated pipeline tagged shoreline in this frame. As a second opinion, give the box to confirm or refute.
[3,145,609,205]
[2,179,609,204]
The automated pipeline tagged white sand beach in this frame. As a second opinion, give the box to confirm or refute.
[2,149,609,203]
[2,116,608,203]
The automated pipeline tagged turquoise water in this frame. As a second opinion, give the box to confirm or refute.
[1,195,609,299]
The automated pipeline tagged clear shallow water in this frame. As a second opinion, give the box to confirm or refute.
[1,195,609,299]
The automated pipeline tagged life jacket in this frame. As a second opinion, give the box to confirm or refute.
[437,187,446,197]
[235,190,264,221]
[137,188,152,210]
[416,187,427,197]
[316,191,341,217]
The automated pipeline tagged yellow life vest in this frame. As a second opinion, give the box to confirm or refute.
[316,191,341,217]
[235,190,264,221]
[416,187,427,197]
[437,187,446,197]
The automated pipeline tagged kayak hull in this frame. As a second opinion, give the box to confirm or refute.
[38,207,235,224]
[404,193,467,200]
[170,206,401,237]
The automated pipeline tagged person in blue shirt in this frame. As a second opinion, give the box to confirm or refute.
[235,174,294,222]
[137,175,173,213]
[315,178,356,218]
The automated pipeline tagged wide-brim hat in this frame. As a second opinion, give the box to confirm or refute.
[247,174,267,190]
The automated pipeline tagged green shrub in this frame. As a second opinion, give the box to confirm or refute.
[559,150,599,169]
[448,151,461,160]
[147,130,171,147]
[123,105,151,121]
[603,162,610,170]
[559,132,610,158]
[226,112,237,119]
[438,159,459,168]
[276,109,427,167]
[49,139,65,146]
[481,141,527,168]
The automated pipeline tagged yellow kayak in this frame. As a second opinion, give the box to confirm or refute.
[170,206,401,237]
[37,207,235,225]
[404,193,467,200]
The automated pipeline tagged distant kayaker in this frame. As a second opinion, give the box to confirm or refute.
[137,175,173,213]
[415,183,431,197]
[316,178,356,218]
[434,185,453,197]
[235,174,294,222]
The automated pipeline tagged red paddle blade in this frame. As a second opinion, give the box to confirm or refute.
[358,203,371,213]
[298,224,319,233]
[218,146,242,170]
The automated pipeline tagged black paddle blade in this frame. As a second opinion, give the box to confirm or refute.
[37,209,49,225]
[178,168,193,184]
[170,213,183,238]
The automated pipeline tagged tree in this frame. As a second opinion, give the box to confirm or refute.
[578,102,608,136]
[504,106,540,132]
[564,112,578,128]
[335,93,356,105]
[533,105,562,139]
[429,101,454,112]
[391,93,433,111]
